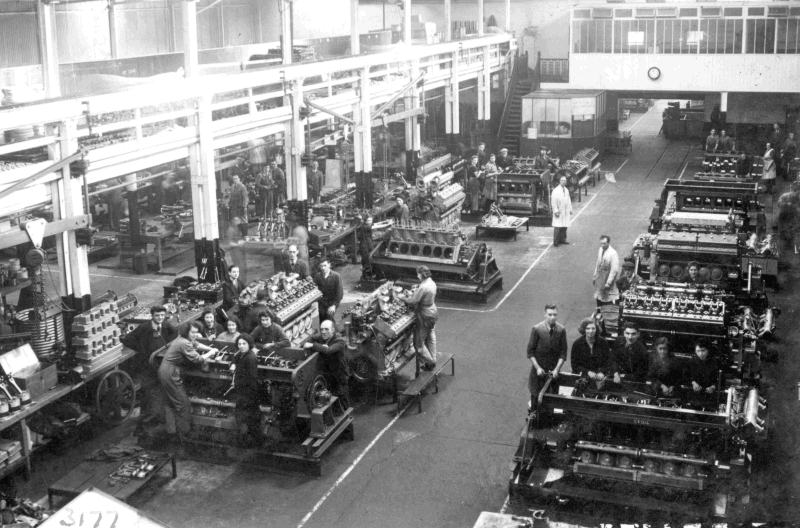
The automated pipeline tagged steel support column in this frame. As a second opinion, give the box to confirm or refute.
[287,80,307,200]
[403,0,411,45]
[448,49,461,154]
[182,0,199,77]
[281,0,293,65]
[505,0,511,32]
[50,121,91,311]
[36,0,60,98]
[351,0,360,56]
[108,0,119,59]
[405,60,420,180]
[190,96,222,282]
[444,0,452,42]
[354,67,373,208]
[477,0,484,36]
[482,45,491,140]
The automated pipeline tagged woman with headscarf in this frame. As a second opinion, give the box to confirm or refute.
[158,321,218,439]
[231,333,262,446]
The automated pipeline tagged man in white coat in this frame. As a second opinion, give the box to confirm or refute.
[551,175,572,247]
[593,235,620,307]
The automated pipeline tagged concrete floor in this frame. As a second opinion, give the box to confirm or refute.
[11,103,800,526]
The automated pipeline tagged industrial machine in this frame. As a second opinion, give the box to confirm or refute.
[700,152,763,180]
[509,373,768,520]
[495,165,552,222]
[366,224,503,303]
[411,160,466,227]
[234,274,322,347]
[158,340,354,475]
[649,179,764,235]
[342,282,417,384]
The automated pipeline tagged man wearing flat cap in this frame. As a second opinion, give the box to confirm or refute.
[615,258,642,297]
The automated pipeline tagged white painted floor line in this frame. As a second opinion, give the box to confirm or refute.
[499,494,511,514]
[678,158,689,180]
[296,399,415,528]
[89,273,173,283]
[626,111,650,132]
[440,181,608,314]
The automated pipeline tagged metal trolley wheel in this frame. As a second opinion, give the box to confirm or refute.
[95,369,137,426]
[349,353,378,383]
[305,375,328,411]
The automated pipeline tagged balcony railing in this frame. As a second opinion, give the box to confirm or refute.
[539,58,569,83]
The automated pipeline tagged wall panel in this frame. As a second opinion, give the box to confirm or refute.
[56,7,112,63]
[0,13,39,68]
[117,5,173,57]
[223,4,256,47]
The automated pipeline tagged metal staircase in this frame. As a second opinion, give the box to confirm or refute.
[497,53,535,157]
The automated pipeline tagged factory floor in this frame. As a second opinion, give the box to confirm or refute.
[11,104,800,527]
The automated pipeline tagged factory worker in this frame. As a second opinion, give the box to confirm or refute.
[199,309,224,340]
[244,289,271,333]
[611,323,649,384]
[762,142,777,195]
[304,320,350,408]
[222,265,246,311]
[705,128,719,153]
[533,146,557,171]
[250,310,290,352]
[647,338,683,397]
[281,244,310,279]
[496,148,512,170]
[551,175,572,247]
[526,303,567,415]
[231,333,262,446]
[688,339,721,395]
[403,266,439,371]
[718,130,734,152]
[593,235,620,307]
[159,321,217,439]
[466,156,481,214]
[681,261,708,286]
[217,318,242,343]
[482,154,499,214]
[358,216,375,277]
[395,197,410,225]
[314,257,343,327]
[569,318,610,389]
[615,259,642,297]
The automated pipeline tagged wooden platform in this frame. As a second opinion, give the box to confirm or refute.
[398,353,455,414]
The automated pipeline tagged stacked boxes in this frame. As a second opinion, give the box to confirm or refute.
[71,301,124,372]
[186,283,223,303]
[0,440,22,465]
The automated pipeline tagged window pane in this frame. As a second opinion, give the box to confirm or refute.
[614,20,622,52]
[646,20,654,53]
[777,19,788,53]
[734,19,743,53]
[541,99,559,136]
[709,19,718,53]
[746,19,756,53]
[572,21,582,53]
[788,19,798,54]
[559,99,572,138]
[755,19,765,53]
[674,19,683,53]
[699,20,709,53]
[603,20,613,53]
[587,20,597,52]
[765,19,775,54]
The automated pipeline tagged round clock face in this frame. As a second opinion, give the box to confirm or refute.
[648,67,661,80]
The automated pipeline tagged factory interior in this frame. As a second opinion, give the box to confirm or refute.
[0,0,799,526]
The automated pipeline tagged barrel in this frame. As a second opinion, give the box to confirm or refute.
[15,306,64,361]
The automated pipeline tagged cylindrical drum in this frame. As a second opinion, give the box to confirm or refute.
[15,307,64,361]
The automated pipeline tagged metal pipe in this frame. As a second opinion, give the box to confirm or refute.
[576,441,639,457]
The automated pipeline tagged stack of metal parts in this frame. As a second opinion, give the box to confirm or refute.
[71,300,126,373]
[186,282,224,303]
[621,284,728,336]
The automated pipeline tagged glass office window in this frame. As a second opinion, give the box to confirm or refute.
[572,20,613,53]
[614,20,654,53]
[530,98,574,138]
[776,19,799,54]
[747,19,776,53]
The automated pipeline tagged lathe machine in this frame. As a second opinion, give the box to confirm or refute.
[365,224,503,303]
[509,373,768,520]
[342,282,417,389]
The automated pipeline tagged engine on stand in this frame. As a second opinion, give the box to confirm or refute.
[365,224,503,303]
[411,163,466,227]
[233,273,322,347]
[509,373,768,520]
[342,282,417,388]
[156,339,354,475]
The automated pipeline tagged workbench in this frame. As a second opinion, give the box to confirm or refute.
[0,348,136,481]
[47,449,176,508]
[309,225,358,264]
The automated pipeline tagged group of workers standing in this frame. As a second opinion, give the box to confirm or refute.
[122,238,440,445]
[526,304,722,418]
[704,124,797,195]
[464,142,513,215]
